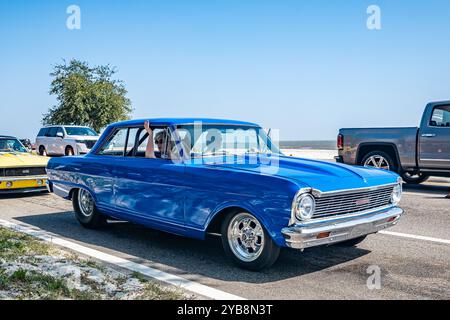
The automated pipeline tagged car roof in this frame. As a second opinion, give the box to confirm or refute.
[112,118,260,128]
[41,125,91,128]
[0,135,17,139]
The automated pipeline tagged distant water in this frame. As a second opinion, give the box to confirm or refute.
[279,140,337,150]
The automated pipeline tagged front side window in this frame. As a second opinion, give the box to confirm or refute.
[135,127,172,158]
[56,127,64,137]
[65,127,98,136]
[98,126,174,158]
[46,127,58,137]
[430,106,450,127]
[0,138,28,153]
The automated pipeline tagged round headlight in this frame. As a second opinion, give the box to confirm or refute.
[294,193,316,221]
[391,183,402,205]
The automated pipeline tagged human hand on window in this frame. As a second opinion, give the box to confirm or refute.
[144,120,152,134]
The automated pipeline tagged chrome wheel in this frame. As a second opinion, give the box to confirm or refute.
[78,189,94,217]
[364,155,390,170]
[227,213,265,262]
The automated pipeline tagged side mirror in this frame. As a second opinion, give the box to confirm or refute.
[56,132,64,138]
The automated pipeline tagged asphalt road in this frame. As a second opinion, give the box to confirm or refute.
[0,180,449,300]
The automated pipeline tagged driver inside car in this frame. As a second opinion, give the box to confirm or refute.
[143,120,189,160]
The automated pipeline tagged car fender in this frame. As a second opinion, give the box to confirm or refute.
[49,176,99,204]
[206,200,286,246]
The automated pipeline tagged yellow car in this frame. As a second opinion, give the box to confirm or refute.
[0,136,49,194]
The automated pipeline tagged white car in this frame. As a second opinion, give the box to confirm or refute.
[35,125,99,156]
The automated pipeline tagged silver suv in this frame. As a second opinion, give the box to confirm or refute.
[35,126,99,156]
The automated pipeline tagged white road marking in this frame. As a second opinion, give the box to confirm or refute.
[403,191,449,197]
[379,230,450,245]
[0,219,245,300]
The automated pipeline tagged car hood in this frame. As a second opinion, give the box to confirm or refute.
[208,155,398,192]
[0,152,49,168]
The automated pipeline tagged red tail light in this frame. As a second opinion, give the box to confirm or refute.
[337,134,344,150]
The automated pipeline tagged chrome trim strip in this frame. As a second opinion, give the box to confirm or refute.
[0,187,48,194]
[420,159,450,162]
[0,175,47,182]
[301,204,394,225]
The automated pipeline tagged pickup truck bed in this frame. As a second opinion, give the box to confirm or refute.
[337,101,450,184]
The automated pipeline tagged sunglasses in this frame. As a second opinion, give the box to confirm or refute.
[155,139,164,144]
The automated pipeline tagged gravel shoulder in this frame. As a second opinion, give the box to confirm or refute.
[0,227,188,300]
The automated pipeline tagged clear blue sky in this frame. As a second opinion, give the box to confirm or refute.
[1,0,450,141]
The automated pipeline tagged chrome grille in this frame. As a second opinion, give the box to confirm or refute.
[79,140,97,149]
[1,167,47,177]
[313,185,394,218]
[85,140,96,149]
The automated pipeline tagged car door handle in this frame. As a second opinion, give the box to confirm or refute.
[421,134,436,138]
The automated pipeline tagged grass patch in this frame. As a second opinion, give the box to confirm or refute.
[0,227,187,300]
[138,282,186,300]
[0,228,52,260]
[5,268,98,300]
[0,267,9,290]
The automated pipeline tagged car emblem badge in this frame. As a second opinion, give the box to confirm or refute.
[355,198,370,206]
[22,169,30,174]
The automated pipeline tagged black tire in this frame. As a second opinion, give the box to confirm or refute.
[335,235,367,247]
[72,189,107,229]
[360,151,397,172]
[39,146,47,156]
[221,210,280,271]
[401,172,429,185]
[65,146,75,156]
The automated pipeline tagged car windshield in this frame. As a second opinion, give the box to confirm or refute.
[65,127,97,136]
[177,125,281,157]
[0,138,28,153]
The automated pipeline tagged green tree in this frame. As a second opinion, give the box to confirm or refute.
[43,59,132,132]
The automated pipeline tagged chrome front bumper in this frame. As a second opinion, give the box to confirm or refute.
[281,206,403,249]
[0,175,48,193]
[0,175,47,182]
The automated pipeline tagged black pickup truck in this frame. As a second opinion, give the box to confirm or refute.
[336,101,450,184]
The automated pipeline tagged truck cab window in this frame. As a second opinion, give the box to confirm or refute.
[430,106,450,127]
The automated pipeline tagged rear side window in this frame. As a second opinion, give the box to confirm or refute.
[125,128,140,155]
[37,128,48,137]
[97,126,173,158]
[430,106,450,127]
[98,128,128,156]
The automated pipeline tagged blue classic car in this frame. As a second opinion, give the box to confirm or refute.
[47,118,404,271]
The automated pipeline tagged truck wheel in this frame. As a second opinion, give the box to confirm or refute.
[221,211,280,271]
[401,172,429,184]
[335,235,367,247]
[361,151,397,172]
[72,189,107,229]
